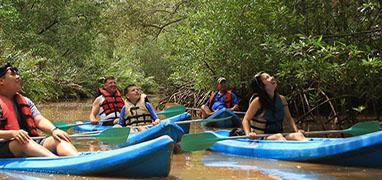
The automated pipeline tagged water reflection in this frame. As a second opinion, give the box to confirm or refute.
[202,152,334,180]
[201,152,382,180]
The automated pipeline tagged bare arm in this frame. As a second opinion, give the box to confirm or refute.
[280,96,299,132]
[34,114,71,142]
[0,130,31,144]
[242,97,260,136]
[89,97,101,124]
[33,115,55,133]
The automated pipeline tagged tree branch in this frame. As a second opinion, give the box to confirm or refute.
[38,19,58,35]
[142,18,185,38]
[320,28,382,39]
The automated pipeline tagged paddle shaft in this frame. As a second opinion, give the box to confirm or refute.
[56,118,116,129]
[0,131,114,142]
[186,107,245,115]
[175,117,233,124]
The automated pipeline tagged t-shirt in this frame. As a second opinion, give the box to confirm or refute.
[205,91,239,110]
[24,97,41,118]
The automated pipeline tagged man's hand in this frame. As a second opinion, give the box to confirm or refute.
[113,118,119,124]
[12,130,31,144]
[152,119,161,125]
[90,119,99,125]
[297,129,305,134]
[247,132,257,139]
[52,128,71,142]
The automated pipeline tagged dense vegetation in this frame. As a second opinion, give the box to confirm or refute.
[1,1,381,128]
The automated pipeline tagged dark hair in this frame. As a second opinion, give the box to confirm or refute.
[123,84,137,95]
[250,71,275,110]
[103,76,115,84]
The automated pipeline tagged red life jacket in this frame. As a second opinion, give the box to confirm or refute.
[99,88,124,116]
[208,91,233,109]
[0,94,39,137]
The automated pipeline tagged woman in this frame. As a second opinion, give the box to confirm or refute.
[242,71,305,140]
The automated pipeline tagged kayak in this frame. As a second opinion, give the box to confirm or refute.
[120,112,191,147]
[202,108,241,128]
[73,112,191,133]
[0,135,174,178]
[208,130,382,167]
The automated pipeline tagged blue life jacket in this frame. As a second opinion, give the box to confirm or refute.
[250,94,285,134]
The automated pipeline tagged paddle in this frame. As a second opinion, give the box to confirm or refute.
[175,116,233,124]
[174,105,246,115]
[0,127,130,145]
[53,119,115,131]
[181,121,381,152]
[70,127,130,144]
[157,104,186,117]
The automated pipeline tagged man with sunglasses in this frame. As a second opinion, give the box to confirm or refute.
[0,63,78,158]
[201,77,239,119]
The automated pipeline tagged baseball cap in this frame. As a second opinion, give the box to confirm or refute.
[217,77,226,84]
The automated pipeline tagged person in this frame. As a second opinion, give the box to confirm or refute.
[242,71,305,140]
[0,63,78,158]
[201,77,239,119]
[115,84,160,131]
[89,76,124,126]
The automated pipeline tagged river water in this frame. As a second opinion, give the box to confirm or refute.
[1,99,381,179]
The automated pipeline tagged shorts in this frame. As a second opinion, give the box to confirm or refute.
[0,141,15,158]
[0,138,46,158]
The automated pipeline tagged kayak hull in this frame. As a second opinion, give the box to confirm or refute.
[73,112,191,133]
[209,130,382,167]
[120,112,191,147]
[0,136,174,177]
[202,108,241,128]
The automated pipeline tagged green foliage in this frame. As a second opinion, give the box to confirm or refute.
[1,0,381,120]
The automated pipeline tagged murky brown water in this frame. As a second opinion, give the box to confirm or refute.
[1,99,381,179]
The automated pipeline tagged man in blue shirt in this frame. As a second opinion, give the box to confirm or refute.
[201,77,239,119]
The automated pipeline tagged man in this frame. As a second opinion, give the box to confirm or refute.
[115,84,160,131]
[89,76,124,125]
[0,63,78,158]
[201,77,239,119]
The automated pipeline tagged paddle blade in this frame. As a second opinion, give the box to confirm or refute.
[157,105,186,117]
[345,120,381,136]
[181,132,220,152]
[53,121,73,131]
[94,127,130,144]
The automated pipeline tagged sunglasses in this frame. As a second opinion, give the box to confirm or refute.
[0,63,19,77]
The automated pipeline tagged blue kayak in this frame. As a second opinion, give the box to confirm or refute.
[202,108,241,128]
[0,135,174,177]
[120,112,191,147]
[73,112,191,133]
[208,130,382,167]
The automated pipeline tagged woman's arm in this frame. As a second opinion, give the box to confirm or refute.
[280,96,299,132]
